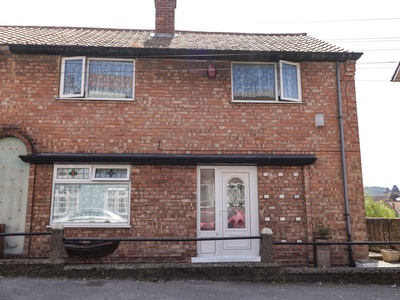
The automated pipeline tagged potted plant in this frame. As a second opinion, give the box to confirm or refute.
[317,222,331,239]
[315,222,332,268]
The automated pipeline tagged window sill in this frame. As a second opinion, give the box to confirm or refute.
[230,100,304,104]
[56,97,136,102]
[46,224,132,229]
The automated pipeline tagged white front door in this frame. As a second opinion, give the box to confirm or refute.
[193,166,259,262]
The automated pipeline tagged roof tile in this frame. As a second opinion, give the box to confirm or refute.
[0,26,354,54]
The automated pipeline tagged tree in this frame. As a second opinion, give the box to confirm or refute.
[364,195,398,218]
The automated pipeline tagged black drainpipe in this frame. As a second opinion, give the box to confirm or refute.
[336,61,355,267]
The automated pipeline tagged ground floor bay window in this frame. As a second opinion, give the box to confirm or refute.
[193,166,260,263]
[50,164,131,227]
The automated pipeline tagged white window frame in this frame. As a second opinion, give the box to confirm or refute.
[60,57,86,98]
[59,57,135,101]
[92,165,130,181]
[279,60,302,102]
[50,164,131,228]
[231,61,302,103]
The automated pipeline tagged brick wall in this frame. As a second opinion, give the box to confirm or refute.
[258,166,310,266]
[0,56,361,155]
[0,53,367,265]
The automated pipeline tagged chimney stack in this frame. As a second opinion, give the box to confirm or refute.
[154,0,176,35]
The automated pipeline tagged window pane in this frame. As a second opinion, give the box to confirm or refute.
[63,59,83,95]
[56,168,90,179]
[107,187,129,215]
[227,178,246,228]
[88,60,134,99]
[53,184,80,217]
[94,168,128,179]
[52,183,129,223]
[233,64,276,101]
[281,63,299,99]
[200,169,215,231]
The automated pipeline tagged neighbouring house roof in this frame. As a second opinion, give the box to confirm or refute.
[390,193,400,202]
[391,62,400,82]
[0,26,362,61]
[371,194,391,202]
[371,189,400,203]
[391,201,400,213]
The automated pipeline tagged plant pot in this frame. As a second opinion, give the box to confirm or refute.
[315,238,332,268]
[381,249,400,263]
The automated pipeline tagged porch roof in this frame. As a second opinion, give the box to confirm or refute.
[19,153,317,166]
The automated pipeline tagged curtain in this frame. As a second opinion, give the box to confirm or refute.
[63,59,83,95]
[88,60,134,99]
[53,184,80,217]
[281,63,299,99]
[107,187,129,215]
[233,64,276,100]
[52,183,129,222]
[200,169,216,231]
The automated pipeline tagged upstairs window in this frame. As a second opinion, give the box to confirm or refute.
[280,61,302,101]
[51,165,131,227]
[60,57,134,100]
[231,61,301,103]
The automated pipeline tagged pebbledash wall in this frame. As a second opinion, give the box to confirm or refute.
[0,53,367,266]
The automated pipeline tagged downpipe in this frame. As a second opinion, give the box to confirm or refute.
[336,61,355,267]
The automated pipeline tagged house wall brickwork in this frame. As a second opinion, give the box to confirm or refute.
[0,52,367,266]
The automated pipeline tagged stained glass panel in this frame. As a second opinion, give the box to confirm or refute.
[94,168,128,179]
[56,168,89,179]
[227,177,246,228]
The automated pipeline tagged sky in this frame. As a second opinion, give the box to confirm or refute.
[2,0,400,188]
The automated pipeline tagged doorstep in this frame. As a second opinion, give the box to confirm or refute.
[369,251,382,260]
[191,255,261,263]
[355,259,379,268]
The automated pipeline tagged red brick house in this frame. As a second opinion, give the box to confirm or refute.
[0,0,367,266]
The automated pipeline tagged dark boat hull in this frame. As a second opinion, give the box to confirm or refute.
[63,240,120,258]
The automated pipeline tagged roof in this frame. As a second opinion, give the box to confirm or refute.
[0,26,362,61]
[371,194,391,202]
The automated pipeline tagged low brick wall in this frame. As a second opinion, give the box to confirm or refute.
[2,259,400,284]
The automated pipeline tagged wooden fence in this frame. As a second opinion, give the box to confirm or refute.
[366,218,400,252]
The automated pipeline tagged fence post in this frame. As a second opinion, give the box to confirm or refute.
[48,224,65,261]
[260,228,274,263]
[0,224,5,259]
